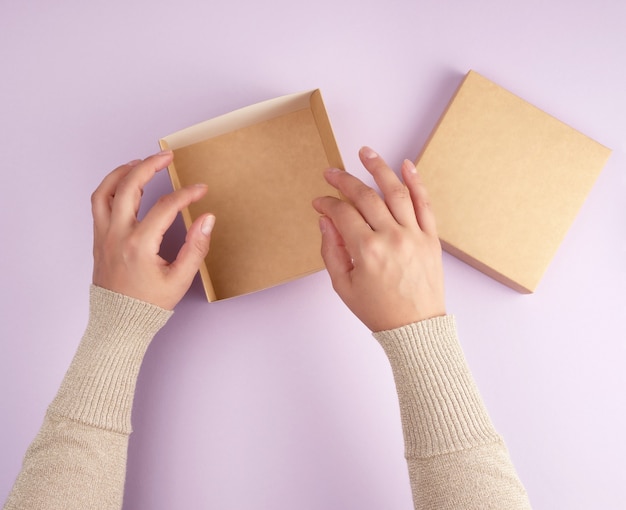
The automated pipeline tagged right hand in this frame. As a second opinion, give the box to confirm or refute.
[312,147,446,332]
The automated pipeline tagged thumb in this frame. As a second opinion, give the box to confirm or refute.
[319,216,352,293]
[169,213,215,284]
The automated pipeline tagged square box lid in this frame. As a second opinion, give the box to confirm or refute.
[415,71,611,293]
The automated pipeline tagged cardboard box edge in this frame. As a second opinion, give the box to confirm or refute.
[441,239,534,294]
[159,138,218,302]
[310,89,345,171]
[159,88,342,301]
[414,71,472,163]
[162,90,318,150]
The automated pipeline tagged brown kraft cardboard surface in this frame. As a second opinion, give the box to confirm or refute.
[415,71,611,293]
[160,89,343,301]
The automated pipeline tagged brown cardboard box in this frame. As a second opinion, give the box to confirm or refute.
[415,71,611,293]
[159,89,343,301]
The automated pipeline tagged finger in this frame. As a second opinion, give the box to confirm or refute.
[137,183,209,252]
[168,213,215,286]
[312,195,374,252]
[110,150,174,229]
[359,147,418,227]
[401,159,438,236]
[321,167,395,231]
[91,160,140,231]
[319,215,353,293]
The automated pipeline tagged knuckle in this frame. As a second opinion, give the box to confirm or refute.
[414,183,431,206]
[156,193,177,208]
[115,176,144,201]
[191,234,209,256]
[386,228,405,247]
[90,188,106,210]
[355,185,380,204]
[415,195,431,210]
[90,189,99,205]
[114,177,133,195]
[387,184,410,201]
[331,279,345,295]
[359,234,385,262]
[359,228,411,265]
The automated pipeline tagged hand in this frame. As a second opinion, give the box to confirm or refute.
[312,147,446,332]
[91,150,215,310]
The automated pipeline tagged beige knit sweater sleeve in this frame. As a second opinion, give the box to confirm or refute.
[4,290,530,510]
[374,315,531,509]
[3,286,172,510]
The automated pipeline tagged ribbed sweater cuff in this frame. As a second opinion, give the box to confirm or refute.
[48,285,173,434]
[373,315,500,459]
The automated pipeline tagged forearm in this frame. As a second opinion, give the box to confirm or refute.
[408,443,529,510]
[374,316,530,510]
[4,286,172,510]
[4,416,129,510]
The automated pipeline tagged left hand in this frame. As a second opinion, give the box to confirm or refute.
[91,150,215,310]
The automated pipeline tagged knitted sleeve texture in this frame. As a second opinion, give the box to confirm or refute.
[373,315,531,510]
[3,285,172,510]
[4,290,530,510]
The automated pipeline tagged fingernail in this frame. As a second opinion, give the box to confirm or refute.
[127,159,142,167]
[157,149,173,157]
[325,167,341,174]
[403,159,418,174]
[319,216,328,234]
[361,146,378,159]
[201,214,216,236]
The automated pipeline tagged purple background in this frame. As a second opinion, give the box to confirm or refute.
[1,1,625,509]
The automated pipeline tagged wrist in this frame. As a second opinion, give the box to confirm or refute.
[48,285,173,433]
